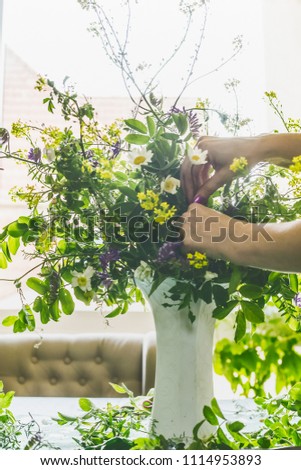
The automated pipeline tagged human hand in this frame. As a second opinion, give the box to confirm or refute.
[181,203,233,259]
[181,136,260,203]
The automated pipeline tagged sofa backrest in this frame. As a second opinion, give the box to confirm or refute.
[0,333,156,397]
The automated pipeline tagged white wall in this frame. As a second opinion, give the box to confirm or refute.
[262,0,301,130]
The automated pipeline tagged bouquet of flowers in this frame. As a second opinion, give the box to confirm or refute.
[0,79,300,339]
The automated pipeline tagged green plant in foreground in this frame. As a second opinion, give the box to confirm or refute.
[214,316,301,397]
[0,380,50,450]
[56,382,301,450]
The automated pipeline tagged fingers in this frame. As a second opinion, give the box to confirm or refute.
[194,167,233,201]
[191,162,210,203]
[180,157,194,203]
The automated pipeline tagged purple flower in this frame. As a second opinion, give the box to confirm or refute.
[28,147,42,163]
[99,248,120,270]
[156,241,182,263]
[94,272,113,289]
[86,149,99,168]
[294,293,301,307]
[111,139,121,158]
[169,106,202,139]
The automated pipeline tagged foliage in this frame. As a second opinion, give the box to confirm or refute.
[56,383,153,450]
[0,79,300,336]
[56,382,301,450]
[214,316,301,398]
[0,2,300,338]
[0,380,50,449]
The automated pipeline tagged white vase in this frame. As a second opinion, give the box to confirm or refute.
[136,277,216,440]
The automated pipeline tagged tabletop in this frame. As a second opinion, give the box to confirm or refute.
[10,397,262,450]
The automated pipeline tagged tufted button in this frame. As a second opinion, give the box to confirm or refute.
[79,377,87,386]
[18,376,26,384]
[64,356,72,365]
[49,377,58,385]
[95,356,102,364]
[31,356,38,364]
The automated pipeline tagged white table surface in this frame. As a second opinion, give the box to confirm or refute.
[10,397,262,450]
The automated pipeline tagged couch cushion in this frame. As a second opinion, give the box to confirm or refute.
[0,334,144,397]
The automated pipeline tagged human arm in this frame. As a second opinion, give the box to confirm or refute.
[182,203,301,273]
[181,134,301,203]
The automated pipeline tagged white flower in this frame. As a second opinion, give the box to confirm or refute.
[134,261,153,282]
[160,175,181,194]
[71,266,95,292]
[204,271,218,282]
[187,146,208,165]
[43,147,56,162]
[127,147,153,167]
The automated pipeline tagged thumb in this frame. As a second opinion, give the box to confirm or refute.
[194,168,232,203]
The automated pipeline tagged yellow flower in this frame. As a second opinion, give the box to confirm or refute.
[289,175,301,197]
[100,170,113,179]
[138,190,159,210]
[154,202,177,224]
[229,156,248,174]
[187,252,208,269]
[289,155,301,173]
[11,120,30,138]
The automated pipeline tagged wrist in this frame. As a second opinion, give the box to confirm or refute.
[220,219,253,265]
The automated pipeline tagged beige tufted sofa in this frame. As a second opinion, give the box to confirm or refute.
[0,333,156,397]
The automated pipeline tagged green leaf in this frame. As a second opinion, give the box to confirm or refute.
[0,252,7,269]
[59,288,75,315]
[74,287,93,306]
[119,186,137,201]
[234,311,246,342]
[0,391,15,409]
[33,296,42,313]
[212,300,238,320]
[211,398,225,419]
[212,284,229,307]
[105,306,122,318]
[199,281,212,304]
[49,300,60,321]
[0,227,8,242]
[26,277,47,295]
[289,382,301,402]
[146,116,156,137]
[40,301,50,324]
[114,171,128,181]
[239,284,263,299]
[1,241,12,262]
[124,119,148,134]
[160,132,179,141]
[7,236,20,255]
[7,221,28,238]
[227,421,244,433]
[203,405,219,426]
[172,113,188,135]
[217,427,233,447]
[13,319,26,333]
[79,398,93,412]
[125,134,150,145]
[257,437,271,449]
[289,274,298,293]
[2,316,18,327]
[229,266,241,294]
[241,300,264,323]
[109,383,128,394]
[103,437,133,450]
